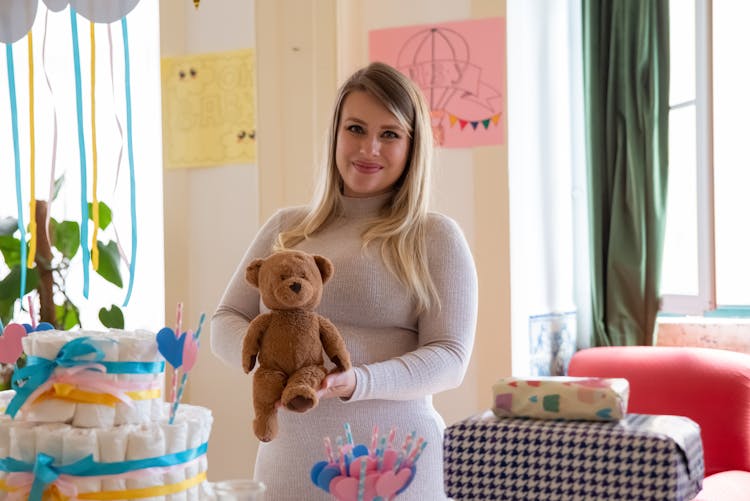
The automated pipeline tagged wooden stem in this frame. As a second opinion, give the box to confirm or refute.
[34,200,56,326]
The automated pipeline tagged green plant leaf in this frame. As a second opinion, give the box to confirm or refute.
[94,240,123,287]
[0,217,18,236]
[0,297,14,327]
[99,304,124,329]
[88,201,112,230]
[0,266,40,301]
[52,219,80,260]
[0,235,22,267]
[55,301,80,330]
[52,174,65,202]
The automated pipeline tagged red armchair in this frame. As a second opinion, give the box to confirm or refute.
[567,346,750,500]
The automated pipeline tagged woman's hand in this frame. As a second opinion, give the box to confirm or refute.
[317,368,356,400]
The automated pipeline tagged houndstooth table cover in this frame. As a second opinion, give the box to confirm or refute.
[444,412,704,501]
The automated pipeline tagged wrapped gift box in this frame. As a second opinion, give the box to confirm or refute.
[444,412,704,500]
[492,376,629,421]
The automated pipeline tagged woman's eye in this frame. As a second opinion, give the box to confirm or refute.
[347,124,364,134]
[382,130,400,139]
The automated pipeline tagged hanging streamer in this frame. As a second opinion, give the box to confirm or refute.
[89,21,100,271]
[69,7,91,298]
[121,17,137,306]
[27,32,37,269]
[6,42,27,300]
[43,9,59,235]
[106,24,131,272]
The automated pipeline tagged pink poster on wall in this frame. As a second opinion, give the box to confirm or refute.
[369,17,506,148]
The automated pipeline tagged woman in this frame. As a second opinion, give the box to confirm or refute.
[211,61,478,500]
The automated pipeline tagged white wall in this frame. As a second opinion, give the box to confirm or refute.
[161,0,510,481]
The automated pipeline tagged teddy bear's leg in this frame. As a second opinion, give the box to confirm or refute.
[253,368,286,442]
[281,365,327,413]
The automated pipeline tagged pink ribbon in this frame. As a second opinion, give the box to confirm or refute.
[6,472,78,500]
[19,364,159,414]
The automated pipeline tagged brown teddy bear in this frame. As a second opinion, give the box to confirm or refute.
[242,249,351,442]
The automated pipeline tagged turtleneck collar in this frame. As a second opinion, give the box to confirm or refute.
[339,191,394,218]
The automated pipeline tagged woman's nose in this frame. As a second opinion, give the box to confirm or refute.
[360,136,380,156]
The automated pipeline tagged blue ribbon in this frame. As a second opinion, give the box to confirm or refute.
[5,337,165,417]
[5,42,27,300]
[0,443,208,501]
[69,7,90,298]
[121,16,137,307]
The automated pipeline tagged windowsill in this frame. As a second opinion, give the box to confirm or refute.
[655,316,750,354]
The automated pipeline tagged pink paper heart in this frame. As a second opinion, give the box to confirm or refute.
[0,324,27,364]
[349,455,377,476]
[329,475,378,501]
[376,468,412,498]
[182,331,199,372]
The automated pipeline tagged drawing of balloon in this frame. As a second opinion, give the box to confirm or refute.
[70,0,140,23]
[0,0,39,44]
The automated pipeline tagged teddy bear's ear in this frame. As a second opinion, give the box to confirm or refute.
[245,259,264,287]
[313,255,334,284]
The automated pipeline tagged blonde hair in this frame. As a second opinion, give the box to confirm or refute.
[275,62,438,313]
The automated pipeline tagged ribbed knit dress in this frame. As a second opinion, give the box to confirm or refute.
[210,192,478,501]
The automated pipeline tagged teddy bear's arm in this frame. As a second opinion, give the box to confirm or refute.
[318,315,352,372]
[242,313,272,373]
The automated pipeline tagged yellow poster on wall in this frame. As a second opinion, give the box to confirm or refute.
[161,48,255,168]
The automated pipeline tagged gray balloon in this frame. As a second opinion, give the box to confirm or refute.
[70,0,140,24]
[42,0,69,13]
[0,0,38,44]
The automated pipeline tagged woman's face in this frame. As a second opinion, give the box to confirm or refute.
[335,90,410,198]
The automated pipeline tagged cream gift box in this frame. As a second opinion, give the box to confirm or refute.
[492,376,629,421]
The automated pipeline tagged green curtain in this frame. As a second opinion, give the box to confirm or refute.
[582,0,670,346]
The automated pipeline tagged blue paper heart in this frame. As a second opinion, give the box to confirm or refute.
[156,327,186,368]
[22,324,33,333]
[352,444,369,457]
[396,465,417,494]
[35,322,55,331]
[310,460,327,487]
[315,464,341,492]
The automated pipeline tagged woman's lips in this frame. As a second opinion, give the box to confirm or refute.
[353,161,382,174]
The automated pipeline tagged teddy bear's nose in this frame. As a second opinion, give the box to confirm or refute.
[290,282,302,293]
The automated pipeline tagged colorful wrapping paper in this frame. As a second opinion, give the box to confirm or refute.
[492,376,629,421]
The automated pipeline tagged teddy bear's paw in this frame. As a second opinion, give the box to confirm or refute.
[253,416,278,442]
[282,386,318,413]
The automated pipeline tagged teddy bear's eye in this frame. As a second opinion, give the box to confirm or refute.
[300,272,307,279]
[280,274,290,281]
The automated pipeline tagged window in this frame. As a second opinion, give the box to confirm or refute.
[0,3,165,329]
[660,0,750,315]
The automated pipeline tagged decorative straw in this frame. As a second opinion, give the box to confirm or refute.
[324,437,334,464]
[387,426,397,449]
[168,313,205,424]
[27,297,36,329]
[344,422,354,446]
[357,461,366,501]
[410,440,427,467]
[170,303,183,402]
[376,436,386,471]
[370,425,378,457]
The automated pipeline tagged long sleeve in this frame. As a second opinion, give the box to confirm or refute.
[346,214,478,402]
[210,208,303,369]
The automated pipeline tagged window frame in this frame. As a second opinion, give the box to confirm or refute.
[660,0,716,315]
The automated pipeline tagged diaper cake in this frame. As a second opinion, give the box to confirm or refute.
[0,327,213,500]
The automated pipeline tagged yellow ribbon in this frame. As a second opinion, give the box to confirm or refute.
[27,31,37,268]
[89,21,100,270]
[33,384,161,407]
[0,471,207,500]
[79,471,207,500]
